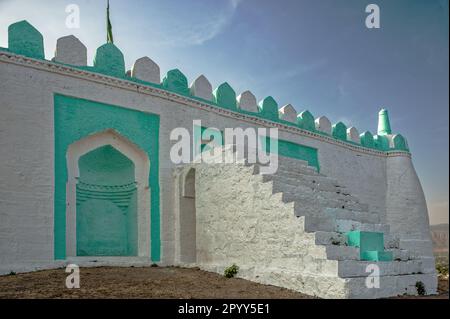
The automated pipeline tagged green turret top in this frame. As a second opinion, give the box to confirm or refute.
[377,109,392,135]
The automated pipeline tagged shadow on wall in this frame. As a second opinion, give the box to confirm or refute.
[178,168,196,263]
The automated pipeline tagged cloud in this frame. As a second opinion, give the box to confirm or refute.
[150,0,242,48]
[154,14,230,47]
[230,0,244,9]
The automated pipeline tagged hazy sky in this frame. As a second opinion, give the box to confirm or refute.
[0,0,448,224]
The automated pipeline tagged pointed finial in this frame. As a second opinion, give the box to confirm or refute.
[377,108,392,135]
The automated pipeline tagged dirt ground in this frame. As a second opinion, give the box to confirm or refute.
[0,266,447,299]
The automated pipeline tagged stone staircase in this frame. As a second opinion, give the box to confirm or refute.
[188,146,437,298]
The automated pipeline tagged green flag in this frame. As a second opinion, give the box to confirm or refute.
[107,0,114,43]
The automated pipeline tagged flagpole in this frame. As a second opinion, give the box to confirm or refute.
[107,0,114,44]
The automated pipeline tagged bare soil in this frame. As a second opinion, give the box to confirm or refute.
[0,266,312,299]
[0,267,447,299]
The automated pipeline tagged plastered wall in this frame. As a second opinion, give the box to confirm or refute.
[0,49,431,273]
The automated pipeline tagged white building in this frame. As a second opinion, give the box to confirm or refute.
[0,20,437,298]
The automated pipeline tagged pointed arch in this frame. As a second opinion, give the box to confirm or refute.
[66,129,151,258]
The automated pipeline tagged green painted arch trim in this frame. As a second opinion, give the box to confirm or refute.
[332,122,347,141]
[93,43,125,78]
[213,82,237,110]
[54,94,160,261]
[162,69,189,96]
[297,110,315,132]
[258,96,279,121]
[8,20,44,59]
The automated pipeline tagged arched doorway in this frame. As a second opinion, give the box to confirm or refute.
[177,168,196,263]
[76,145,137,256]
[66,130,150,258]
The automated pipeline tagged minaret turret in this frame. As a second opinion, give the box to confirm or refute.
[377,108,392,135]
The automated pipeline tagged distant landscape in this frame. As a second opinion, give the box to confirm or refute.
[431,224,449,265]
[431,224,449,253]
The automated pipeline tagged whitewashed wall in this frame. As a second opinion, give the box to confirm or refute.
[0,53,431,274]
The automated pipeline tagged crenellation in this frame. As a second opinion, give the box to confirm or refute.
[298,110,315,132]
[360,131,374,148]
[189,75,212,101]
[332,122,347,141]
[213,82,237,110]
[374,134,390,151]
[315,116,332,135]
[237,90,258,112]
[258,96,279,121]
[347,127,360,144]
[131,56,160,84]
[93,43,125,78]
[392,134,408,151]
[1,20,412,154]
[8,20,44,60]
[162,69,189,95]
[54,35,87,66]
[279,104,297,123]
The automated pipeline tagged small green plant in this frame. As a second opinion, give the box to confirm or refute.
[151,263,158,268]
[8,271,16,276]
[415,281,426,296]
[224,264,239,278]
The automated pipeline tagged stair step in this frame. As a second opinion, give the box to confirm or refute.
[345,273,437,298]
[276,156,318,174]
[285,194,369,214]
[313,232,412,260]
[269,181,361,207]
[335,219,390,234]
[337,260,425,278]
[301,214,387,233]
[273,168,338,185]
[311,243,417,264]
[265,175,359,203]
[309,245,360,260]
[314,231,348,246]
[255,164,319,177]
[273,169,339,185]
[323,207,380,224]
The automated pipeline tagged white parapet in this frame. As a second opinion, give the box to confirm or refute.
[279,104,297,123]
[54,35,87,66]
[347,127,360,144]
[189,75,212,101]
[131,56,160,84]
[237,90,258,112]
[315,116,332,135]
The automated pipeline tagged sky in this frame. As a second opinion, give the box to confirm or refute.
[0,0,448,224]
